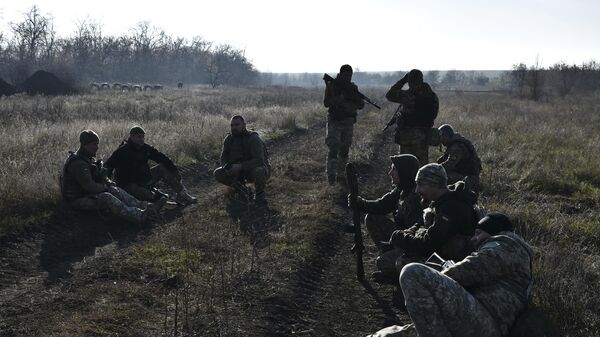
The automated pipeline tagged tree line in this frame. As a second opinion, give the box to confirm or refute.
[0,6,258,88]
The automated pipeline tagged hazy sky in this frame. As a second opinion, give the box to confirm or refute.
[1,0,599,72]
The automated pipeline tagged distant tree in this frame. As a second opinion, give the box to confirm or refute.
[510,63,528,97]
[441,70,458,88]
[526,57,544,101]
[424,70,440,86]
[549,62,579,96]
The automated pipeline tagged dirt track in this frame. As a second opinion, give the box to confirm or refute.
[0,116,411,336]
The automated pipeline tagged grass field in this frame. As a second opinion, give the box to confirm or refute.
[0,87,598,336]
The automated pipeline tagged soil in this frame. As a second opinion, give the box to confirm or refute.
[0,120,410,336]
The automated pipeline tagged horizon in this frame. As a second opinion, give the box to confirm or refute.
[1,1,599,73]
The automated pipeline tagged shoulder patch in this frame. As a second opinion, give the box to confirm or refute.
[480,241,501,250]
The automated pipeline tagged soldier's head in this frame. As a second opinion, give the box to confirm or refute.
[471,212,514,247]
[129,125,146,147]
[415,163,448,201]
[438,124,455,146]
[79,129,100,157]
[230,115,247,136]
[389,154,420,190]
[407,69,423,88]
[338,64,353,82]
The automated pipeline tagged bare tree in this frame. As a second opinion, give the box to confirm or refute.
[10,6,51,62]
[549,62,579,97]
[527,56,544,101]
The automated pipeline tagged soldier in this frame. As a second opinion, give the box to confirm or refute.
[347,154,424,282]
[324,64,365,185]
[385,69,439,165]
[389,163,478,272]
[214,115,271,204]
[367,213,533,337]
[104,126,197,205]
[60,130,164,226]
[437,124,482,191]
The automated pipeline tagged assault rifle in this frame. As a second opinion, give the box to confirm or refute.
[383,104,403,131]
[323,74,381,110]
[346,162,365,280]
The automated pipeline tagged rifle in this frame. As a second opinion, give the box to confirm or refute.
[151,187,185,207]
[323,73,381,110]
[383,104,403,131]
[345,162,365,280]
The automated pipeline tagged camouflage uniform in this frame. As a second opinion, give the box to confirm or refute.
[61,150,145,224]
[324,76,365,182]
[437,133,482,190]
[214,130,270,196]
[385,81,439,166]
[105,139,183,201]
[368,231,533,337]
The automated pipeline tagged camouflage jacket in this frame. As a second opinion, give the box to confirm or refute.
[61,150,107,201]
[393,182,477,259]
[437,133,482,176]
[385,81,438,128]
[323,77,365,122]
[220,130,268,171]
[443,231,534,336]
[356,187,424,230]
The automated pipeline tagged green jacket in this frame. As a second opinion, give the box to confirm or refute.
[443,231,534,337]
[60,150,107,201]
[357,187,424,229]
[220,130,268,171]
[323,78,364,122]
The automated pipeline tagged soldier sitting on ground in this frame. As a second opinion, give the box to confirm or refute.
[368,212,534,337]
[60,130,165,226]
[385,69,439,165]
[347,154,424,282]
[389,163,478,276]
[104,126,197,205]
[214,115,271,204]
[437,124,482,191]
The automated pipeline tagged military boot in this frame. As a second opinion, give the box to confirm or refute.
[147,196,167,212]
[175,188,197,205]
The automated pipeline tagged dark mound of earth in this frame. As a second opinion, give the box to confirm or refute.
[0,77,16,97]
[21,70,75,96]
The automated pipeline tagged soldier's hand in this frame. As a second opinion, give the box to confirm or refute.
[107,185,120,196]
[390,230,406,248]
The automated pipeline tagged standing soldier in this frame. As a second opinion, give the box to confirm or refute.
[385,69,439,165]
[60,130,164,226]
[368,213,533,337]
[214,115,271,204]
[437,124,482,191]
[324,64,365,185]
[104,126,197,205]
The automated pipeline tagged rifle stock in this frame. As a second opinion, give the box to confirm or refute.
[345,162,365,280]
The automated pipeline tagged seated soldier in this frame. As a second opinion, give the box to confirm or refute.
[105,126,197,205]
[214,115,271,204]
[60,130,165,226]
[437,124,482,191]
[390,163,478,273]
[368,213,533,337]
[347,154,424,281]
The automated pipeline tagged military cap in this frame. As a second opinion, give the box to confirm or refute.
[79,130,99,145]
[415,163,447,188]
[130,125,146,135]
[477,212,514,236]
[390,154,420,183]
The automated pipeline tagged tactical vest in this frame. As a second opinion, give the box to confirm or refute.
[59,151,102,201]
[225,131,271,171]
[443,136,482,175]
[327,82,359,121]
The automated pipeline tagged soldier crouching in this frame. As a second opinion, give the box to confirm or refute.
[60,130,165,226]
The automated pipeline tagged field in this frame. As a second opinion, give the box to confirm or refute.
[0,87,598,336]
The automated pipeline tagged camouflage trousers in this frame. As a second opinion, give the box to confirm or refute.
[123,164,184,201]
[214,165,270,194]
[394,263,501,337]
[326,118,354,179]
[69,186,146,224]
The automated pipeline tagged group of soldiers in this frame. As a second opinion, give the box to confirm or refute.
[324,65,533,337]
[60,65,532,337]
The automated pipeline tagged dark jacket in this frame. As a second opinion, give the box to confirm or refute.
[60,150,106,201]
[394,182,478,259]
[105,139,177,187]
[437,133,482,176]
[357,187,424,230]
[386,82,438,127]
[220,130,268,171]
[323,76,365,121]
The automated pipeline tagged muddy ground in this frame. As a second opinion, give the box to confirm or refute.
[0,115,412,336]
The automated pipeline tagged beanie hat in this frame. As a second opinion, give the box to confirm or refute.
[415,163,447,188]
[477,212,514,236]
[130,125,145,135]
[79,130,99,145]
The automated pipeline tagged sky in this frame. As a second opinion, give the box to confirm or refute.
[1,0,599,73]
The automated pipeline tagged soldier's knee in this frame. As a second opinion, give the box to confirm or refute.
[399,262,429,288]
[214,167,228,182]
